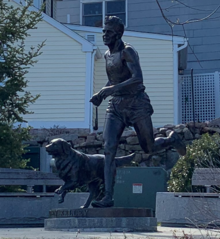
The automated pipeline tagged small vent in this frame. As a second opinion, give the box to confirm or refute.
[86,34,96,44]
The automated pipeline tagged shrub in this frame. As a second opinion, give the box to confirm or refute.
[168,133,220,192]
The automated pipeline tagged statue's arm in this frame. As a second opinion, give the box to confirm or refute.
[98,47,143,99]
[90,52,111,106]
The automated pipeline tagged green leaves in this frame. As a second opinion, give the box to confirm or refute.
[0,0,44,124]
[0,123,30,168]
[168,133,220,192]
[0,0,44,170]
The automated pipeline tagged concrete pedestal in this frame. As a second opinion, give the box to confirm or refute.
[0,192,89,226]
[156,192,220,227]
[44,208,157,232]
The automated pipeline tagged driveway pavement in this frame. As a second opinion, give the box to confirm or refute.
[0,226,220,239]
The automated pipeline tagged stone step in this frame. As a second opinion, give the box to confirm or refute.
[45,217,157,232]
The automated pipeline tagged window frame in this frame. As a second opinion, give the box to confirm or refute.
[80,0,128,28]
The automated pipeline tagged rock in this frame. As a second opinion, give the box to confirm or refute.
[185,140,193,146]
[98,149,104,154]
[86,135,96,143]
[142,154,151,161]
[67,128,80,134]
[25,140,39,146]
[125,144,142,151]
[122,130,136,137]
[72,137,85,145]
[204,127,220,134]
[134,153,142,163]
[47,134,78,142]
[126,136,139,145]
[183,128,194,140]
[118,144,125,150]
[139,162,147,167]
[163,124,175,129]
[116,149,125,157]
[155,134,165,138]
[78,128,90,137]
[153,127,159,135]
[119,137,127,144]
[87,148,97,154]
[174,124,185,133]
[151,155,162,167]
[207,118,220,127]
[96,133,103,141]
[159,128,167,135]
[195,134,201,139]
[165,129,172,137]
[93,140,103,147]
[165,151,180,171]
[30,130,47,142]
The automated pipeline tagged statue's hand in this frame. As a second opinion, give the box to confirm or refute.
[90,93,103,107]
[99,86,115,99]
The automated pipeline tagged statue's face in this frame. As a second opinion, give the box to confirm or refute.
[102,24,118,46]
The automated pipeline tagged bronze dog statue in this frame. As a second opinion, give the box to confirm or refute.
[46,138,135,208]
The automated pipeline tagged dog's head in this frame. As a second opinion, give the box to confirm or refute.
[45,138,72,158]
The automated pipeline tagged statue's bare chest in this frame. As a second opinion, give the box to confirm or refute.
[106,51,131,84]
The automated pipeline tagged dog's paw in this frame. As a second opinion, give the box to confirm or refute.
[55,187,62,194]
[80,205,89,209]
[58,198,64,204]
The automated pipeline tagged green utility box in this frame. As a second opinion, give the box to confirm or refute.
[114,167,167,212]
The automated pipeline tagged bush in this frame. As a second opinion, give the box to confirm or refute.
[0,123,30,168]
[168,133,220,192]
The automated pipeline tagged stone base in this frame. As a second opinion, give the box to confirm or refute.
[44,208,157,232]
[0,193,89,226]
[156,192,220,227]
[45,217,157,232]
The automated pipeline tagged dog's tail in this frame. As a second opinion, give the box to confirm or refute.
[115,153,135,167]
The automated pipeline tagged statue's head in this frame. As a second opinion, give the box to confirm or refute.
[102,16,124,46]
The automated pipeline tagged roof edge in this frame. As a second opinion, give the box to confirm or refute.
[12,0,94,52]
[65,24,186,44]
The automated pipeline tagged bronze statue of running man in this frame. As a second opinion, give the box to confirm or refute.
[90,16,186,208]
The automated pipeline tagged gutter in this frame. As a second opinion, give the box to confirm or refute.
[89,47,97,132]
[173,39,188,125]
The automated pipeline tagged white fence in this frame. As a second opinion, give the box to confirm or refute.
[179,72,220,124]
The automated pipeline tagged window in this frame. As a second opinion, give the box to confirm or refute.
[81,0,126,27]
[33,0,55,18]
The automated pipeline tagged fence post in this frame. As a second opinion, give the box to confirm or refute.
[214,71,220,118]
[178,75,183,124]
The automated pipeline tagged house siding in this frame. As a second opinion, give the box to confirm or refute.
[8,1,88,128]
[127,0,220,74]
[56,0,80,24]
[55,0,220,74]
[25,21,87,125]
[76,30,174,128]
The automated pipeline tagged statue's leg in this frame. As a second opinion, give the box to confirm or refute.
[133,116,155,154]
[134,117,186,156]
[92,115,125,208]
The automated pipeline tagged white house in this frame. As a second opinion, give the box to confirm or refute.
[10,0,187,130]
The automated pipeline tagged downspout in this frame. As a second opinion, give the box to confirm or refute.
[89,47,97,132]
[173,39,188,125]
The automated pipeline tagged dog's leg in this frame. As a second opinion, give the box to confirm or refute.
[81,181,101,208]
[58,190,67,204]
[55,181,77,195]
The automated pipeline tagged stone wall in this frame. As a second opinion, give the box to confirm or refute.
[29,119,220,176]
